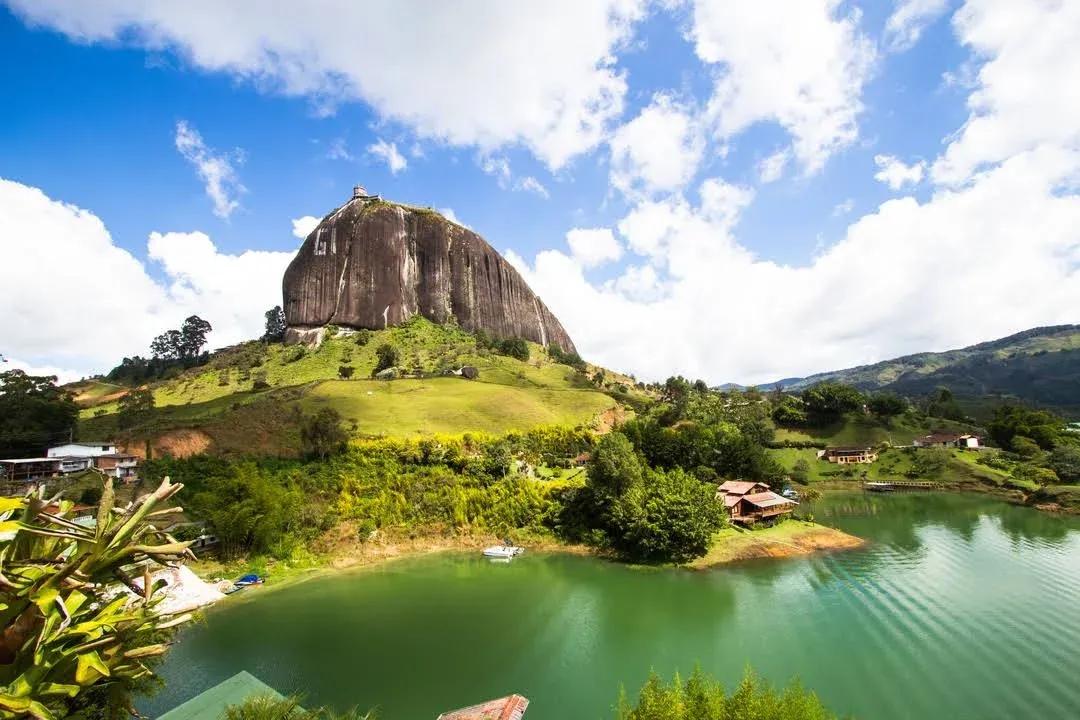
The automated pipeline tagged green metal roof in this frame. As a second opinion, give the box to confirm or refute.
[158,671,284,720]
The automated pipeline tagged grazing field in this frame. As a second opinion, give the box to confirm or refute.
[302,378,615,437]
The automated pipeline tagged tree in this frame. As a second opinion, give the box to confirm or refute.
[924,386,965,421]
[0,478,194,719]
[262,306,287,342]
[868,392,907,421]
[912,447,950,478]
[179,315,213,359]
[496,337,529,361]
[791,458,811,484]
[372,344,399,376]
[610,467,726,563]
[150,329,183,361]
[0,370,78,458]
[1010,435,1042,459]
[616,667,839,720]
[338,365,355,380]
[988,405,1063,450]
[300,408,348,460]
[1048,444,1080,484]
[117,387,155,429]
[587,433,643,498]
[801,382,864,420]
[771,396,808,426]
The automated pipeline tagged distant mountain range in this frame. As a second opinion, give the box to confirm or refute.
[729,325,1080,419]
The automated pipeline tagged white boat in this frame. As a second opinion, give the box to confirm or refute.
[483,545,524,559]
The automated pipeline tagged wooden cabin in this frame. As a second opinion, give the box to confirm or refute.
[716,480,797,524]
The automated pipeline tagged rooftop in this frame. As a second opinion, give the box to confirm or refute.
[437,694,530,720]
[743,491,798,509]
[717,480,768,495]
[159,671,284,720]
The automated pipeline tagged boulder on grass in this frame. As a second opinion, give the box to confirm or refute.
[460,365,479,380]
[374,367,400,380]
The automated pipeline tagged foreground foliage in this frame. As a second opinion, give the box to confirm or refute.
[0,478,193,719]
[616,668,838,720]
[223,694,373,720]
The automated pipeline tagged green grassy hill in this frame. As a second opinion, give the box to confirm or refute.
[766,325,1080,419]
[76,318,628,455]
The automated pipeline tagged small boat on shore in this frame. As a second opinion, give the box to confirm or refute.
[483,545,524,559]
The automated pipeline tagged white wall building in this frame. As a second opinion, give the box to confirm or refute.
[47,442,118,458]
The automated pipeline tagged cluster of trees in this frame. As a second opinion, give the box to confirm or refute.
[617,668,838,720]
[0,369,78,457]
[263,305,287,342]
[560,433,727,563]
[106,315,214,384]
[475,330,530,361]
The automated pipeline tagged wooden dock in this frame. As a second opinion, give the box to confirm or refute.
[864,480,941,492]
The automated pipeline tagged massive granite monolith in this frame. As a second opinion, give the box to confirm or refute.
[282,191,577,353]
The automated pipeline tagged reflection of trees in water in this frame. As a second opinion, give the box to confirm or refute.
[810,491,1080,548]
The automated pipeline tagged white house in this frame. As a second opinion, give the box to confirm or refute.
[47,442,118,458]
[913,433,980,449]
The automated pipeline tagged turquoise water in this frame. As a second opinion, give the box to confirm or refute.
[142,493,1080,719]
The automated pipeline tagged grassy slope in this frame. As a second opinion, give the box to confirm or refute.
[772,411,978,446]
[78,318,621,452]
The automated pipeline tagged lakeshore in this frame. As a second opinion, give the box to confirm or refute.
[143,492,1080,720]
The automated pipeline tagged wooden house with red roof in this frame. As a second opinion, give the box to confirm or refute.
[716,480,797,524]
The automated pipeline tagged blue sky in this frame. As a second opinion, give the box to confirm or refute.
[1,1,1078,384]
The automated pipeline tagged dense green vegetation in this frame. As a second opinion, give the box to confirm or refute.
[223,695,371,720]
[0,370,78,458]
[770,324,1080,419]
[0,480,192,720]
[77,318,621,453]
[616,668,837,720]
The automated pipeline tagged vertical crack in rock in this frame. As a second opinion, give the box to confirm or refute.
[283,195,577,353]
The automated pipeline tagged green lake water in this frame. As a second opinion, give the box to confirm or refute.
[141,493,1080,719]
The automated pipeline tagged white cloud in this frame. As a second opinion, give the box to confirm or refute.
[8,0,645,170]
[367,138,407,174]
[757,149,790,183]
[514,152,1080,384]
[885,0,951,52]
[438,208,471,229]
[0,179,294,378]
[478,155,512,186]
[566,228,623,268]
[514,176,550,198]
[832,198,855,216]
[932,0,1080,185]
[174,120,245,219]
[291,215,320,239]
[689,0,875,174]
[327,137,353,161]
[873,154,926,190]
[609,94,703,197]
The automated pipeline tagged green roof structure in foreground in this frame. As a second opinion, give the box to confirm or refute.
[158,671,285,720]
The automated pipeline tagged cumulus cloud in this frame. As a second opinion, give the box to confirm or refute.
[174,120,245,219]
[0,179,294,378]
[291,215,320,239]
[884,0,951,52]
[438,208,470,229]
[565,228,623,268]
[609,94,703,197]
[689,0,875,174]
[873,154,926,189]
[367,138,407,174]
[7,0,644,170]
[514,153,1080,384]
[932,0,1080,185]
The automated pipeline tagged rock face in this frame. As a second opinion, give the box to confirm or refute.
[282,195,577,353]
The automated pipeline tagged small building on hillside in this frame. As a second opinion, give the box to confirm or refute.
[818,446,878,464]
[913,433,980,449]
[716,480,797,524]
[93,453,139,482]
[437,695,530,720]
[0,458,61,483]
[47,442,118,458]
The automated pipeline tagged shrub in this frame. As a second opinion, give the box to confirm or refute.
[252,370,270,390]
[284,346,307,363]
[498,337,530,361]
[338,365,355,379]
[354,329,373,346]
[300,408,349,460]
[372,343,399,376]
